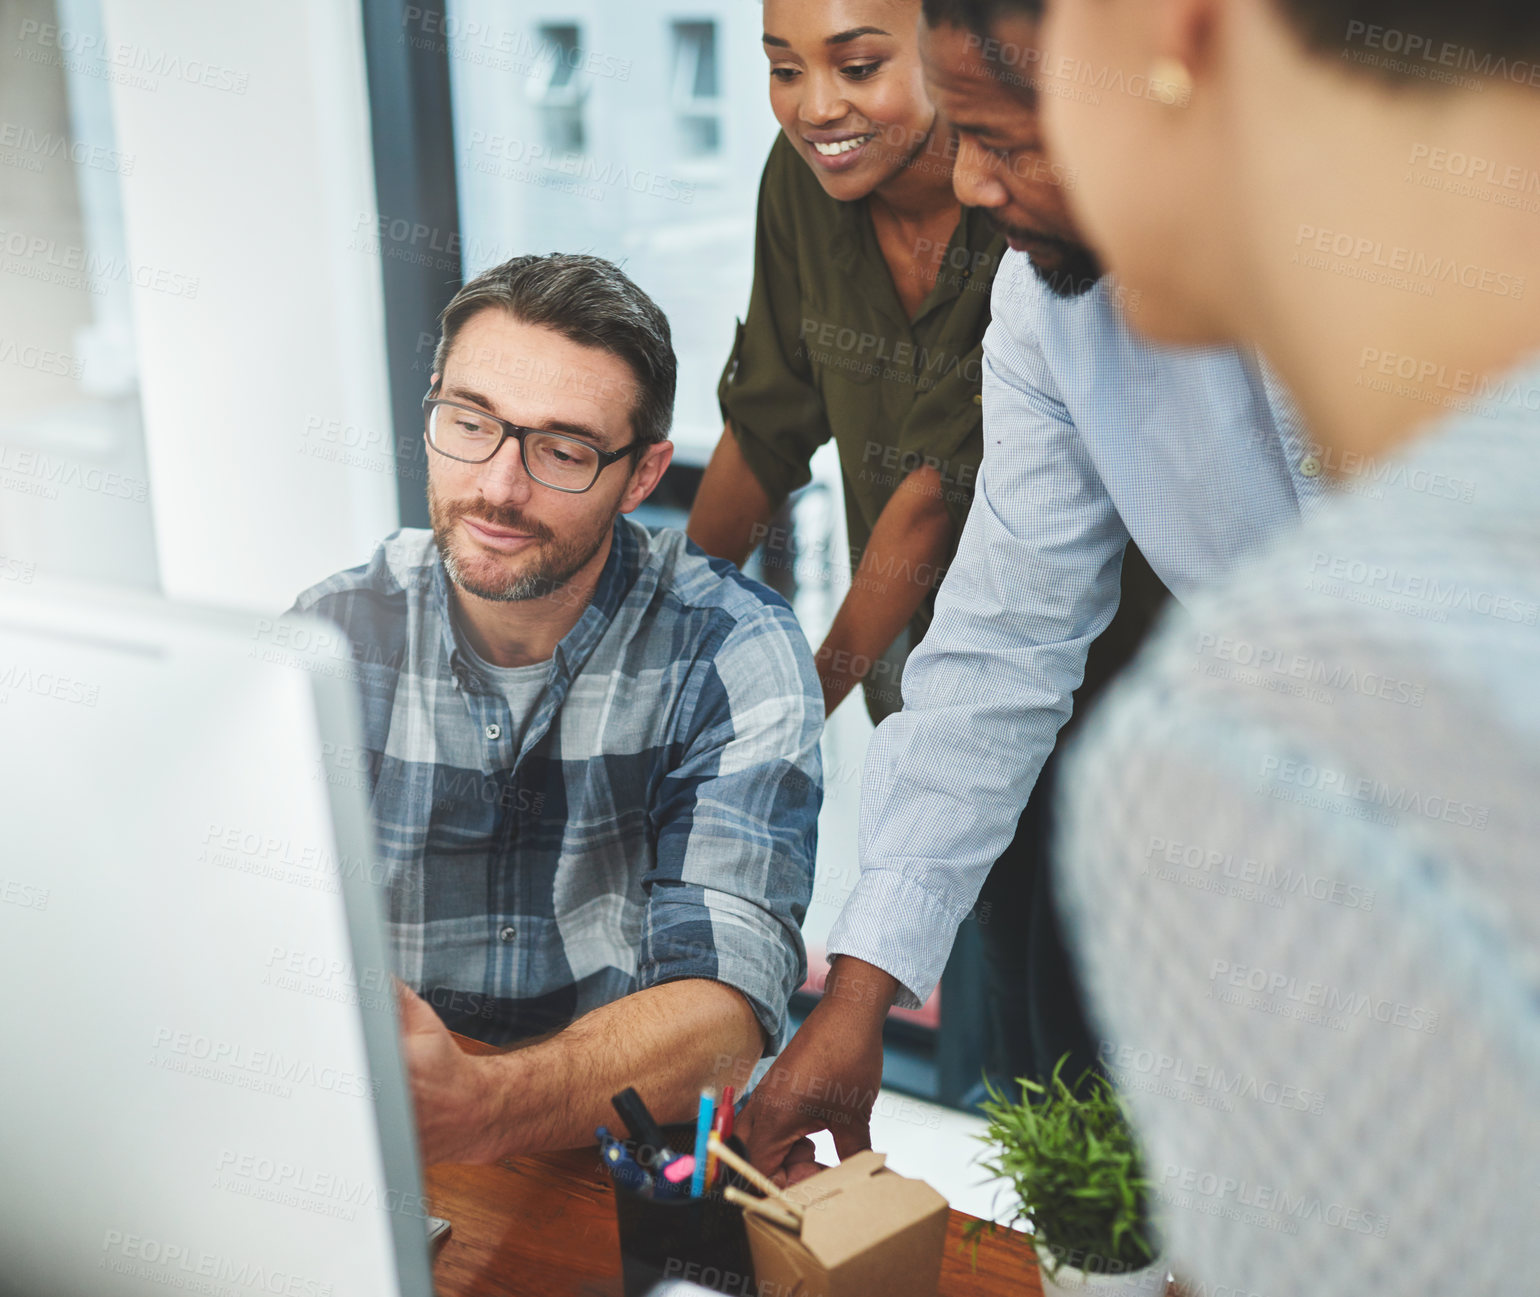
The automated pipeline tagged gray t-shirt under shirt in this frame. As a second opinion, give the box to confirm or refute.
[461,640,550,758]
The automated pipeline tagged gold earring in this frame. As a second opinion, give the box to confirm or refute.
[1148,56,1194,107]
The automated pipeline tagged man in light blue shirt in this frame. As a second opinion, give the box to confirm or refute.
[739,0,1328,1180]
[830,243,1325,984]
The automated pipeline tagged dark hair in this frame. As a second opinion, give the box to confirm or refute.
[433,253,677,445]
[1269,1,1540,76]
[921,0,1041,31]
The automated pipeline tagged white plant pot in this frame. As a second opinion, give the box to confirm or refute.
[1033,1241,1170,1297]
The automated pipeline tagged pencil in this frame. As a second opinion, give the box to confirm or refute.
[724,1185,801,1231]
[707,1130,804,1219]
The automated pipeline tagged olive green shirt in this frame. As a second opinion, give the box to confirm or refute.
[718,134,1005,720]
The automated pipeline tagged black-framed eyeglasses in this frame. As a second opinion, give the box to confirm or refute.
[422,389,644,494]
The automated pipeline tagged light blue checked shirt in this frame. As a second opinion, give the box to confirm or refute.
[290,518,823,1051]
[1055,354,1540,1293]
[828,250,1326,1007]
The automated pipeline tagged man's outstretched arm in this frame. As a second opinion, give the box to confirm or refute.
[400,978,763,1165]
[741,264,1133,1179]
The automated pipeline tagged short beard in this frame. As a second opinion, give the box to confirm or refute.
[989,215,1106,299]
[428,488,610,604]
[1025,243,1106,299]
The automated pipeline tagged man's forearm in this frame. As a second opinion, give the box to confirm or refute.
[477,979,763,1160]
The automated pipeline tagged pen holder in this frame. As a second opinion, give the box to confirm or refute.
[611,1123,757,1297]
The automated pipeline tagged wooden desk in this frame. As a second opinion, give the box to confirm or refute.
[425,1034,1044,1297]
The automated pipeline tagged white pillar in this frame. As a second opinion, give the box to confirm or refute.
[102,0,399,609]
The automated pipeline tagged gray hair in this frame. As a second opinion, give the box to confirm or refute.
[433,252,677,445]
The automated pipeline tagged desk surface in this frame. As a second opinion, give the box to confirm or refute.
[425,1034,1045,1297]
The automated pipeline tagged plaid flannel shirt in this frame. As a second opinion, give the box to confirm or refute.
[289,517,823,1051]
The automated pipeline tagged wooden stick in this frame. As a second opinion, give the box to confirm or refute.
[724,1186,802,1232]
[708,1133,804,1218]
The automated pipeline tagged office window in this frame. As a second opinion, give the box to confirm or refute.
[670,20,723,158]
[0,0,155,589]
[530,23,586,154]
[448,0,776,460]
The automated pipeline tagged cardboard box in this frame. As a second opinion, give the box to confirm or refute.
[742,1151,948,1297]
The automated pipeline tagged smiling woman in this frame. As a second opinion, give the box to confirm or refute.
[762,1,944,200]
[688,0,1006,724]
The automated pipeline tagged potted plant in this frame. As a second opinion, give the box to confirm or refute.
[966,1057,1168,1296]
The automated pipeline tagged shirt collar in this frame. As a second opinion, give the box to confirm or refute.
[828,196,864,273]
[835,196,1004,321]
[554,515,644,678]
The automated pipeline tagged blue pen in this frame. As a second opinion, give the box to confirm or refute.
[597,1125,654,1197]
[690,1089,715,1197]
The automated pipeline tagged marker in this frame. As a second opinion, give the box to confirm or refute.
[654,1154,696,1201]
[690,1089,716,1197]
[612,1087,678,1171]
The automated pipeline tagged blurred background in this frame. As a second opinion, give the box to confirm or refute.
[1,0,999,1202]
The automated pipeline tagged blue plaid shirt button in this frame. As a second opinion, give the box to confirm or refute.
[485,723,502,741]
[1300,455,1323,478]
[498,925,516,944]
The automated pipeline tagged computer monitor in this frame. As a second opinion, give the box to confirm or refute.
[0,582,433,1297]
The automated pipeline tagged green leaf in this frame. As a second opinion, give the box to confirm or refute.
[967,1055,1160,1275]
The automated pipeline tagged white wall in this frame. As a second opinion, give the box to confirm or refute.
[101,0,398,610]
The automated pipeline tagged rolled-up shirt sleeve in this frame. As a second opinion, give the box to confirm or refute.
[717,138,833,509]
[825,259,1135,1008]
[639,599,824,1052]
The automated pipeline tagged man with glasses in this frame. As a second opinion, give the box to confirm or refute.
[289,253,824,1165]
